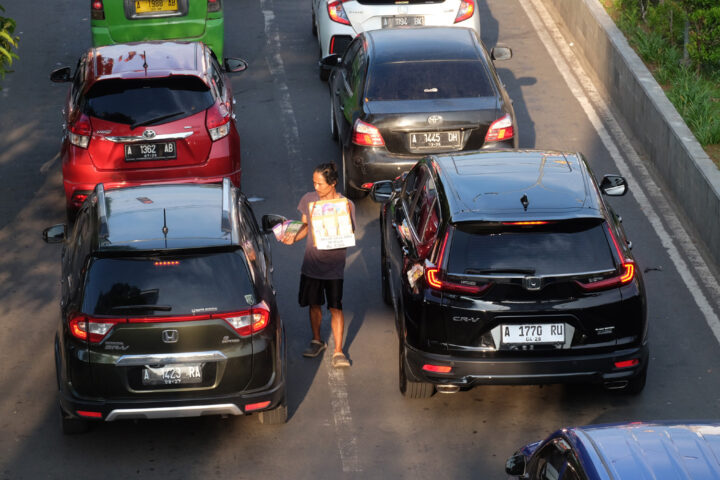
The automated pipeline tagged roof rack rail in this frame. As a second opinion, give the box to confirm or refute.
[96,183,109,239]
[222,178,232,233]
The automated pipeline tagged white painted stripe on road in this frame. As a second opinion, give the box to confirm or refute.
[520,0,720,340]
[261,2,361,472]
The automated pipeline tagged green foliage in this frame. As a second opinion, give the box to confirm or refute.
[687,6,720,73]
[0,4,19,82]
[667,67,720,145]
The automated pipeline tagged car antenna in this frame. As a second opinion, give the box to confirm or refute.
[162,208,169,248]
[521,194,529,211]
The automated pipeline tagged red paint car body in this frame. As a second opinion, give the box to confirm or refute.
[51,41,245,217]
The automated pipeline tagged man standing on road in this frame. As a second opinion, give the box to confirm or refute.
[283,163,355,368]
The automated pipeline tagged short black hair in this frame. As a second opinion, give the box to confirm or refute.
[314,162,338,187]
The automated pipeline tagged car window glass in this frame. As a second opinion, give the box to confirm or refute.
[342,40,362,73]
[82,251,256,316]
[71,57,86,110]
[209,56,225,99]
[350,48,366,93]
[447,220,616,275]
[407,167,429,231]
[366,60,495,101]
[82,76,214,125]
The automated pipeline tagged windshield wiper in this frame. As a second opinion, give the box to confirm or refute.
[131,111,185,130]
[465,268,536,275]
[110,305,172,312]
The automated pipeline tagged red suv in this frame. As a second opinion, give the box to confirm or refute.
[50,41,248,219]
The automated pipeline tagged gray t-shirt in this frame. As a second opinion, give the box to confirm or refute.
[298,192,356,280]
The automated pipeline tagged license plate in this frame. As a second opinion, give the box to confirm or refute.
[142,364,203,386]
[501,324,565,344]
[381,15,425,28]
[410,131,461,149]
[135,0,178,14]
[125,142,177,161]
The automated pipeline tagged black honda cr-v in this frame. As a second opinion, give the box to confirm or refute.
[371,150,648,398]
[43,179,286,433]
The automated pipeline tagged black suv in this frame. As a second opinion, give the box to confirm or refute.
[43,179,286,433]
[371,150,648,398]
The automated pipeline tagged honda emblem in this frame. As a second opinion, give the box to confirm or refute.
[162,329,179,343]
[523,276,542,291]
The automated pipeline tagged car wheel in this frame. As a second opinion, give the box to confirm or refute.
[330,97,338,141]
[398,340,434,399]
[258,402,288,425]
[60,407,91,435]
[319,67,330,82]
[342,149,363,199]
[613,363,648,395]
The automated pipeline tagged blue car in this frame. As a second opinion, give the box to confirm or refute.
[506,422,720,479]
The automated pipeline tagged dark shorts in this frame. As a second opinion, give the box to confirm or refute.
[298,274,343,310]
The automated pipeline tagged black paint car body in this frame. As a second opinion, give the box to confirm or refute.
[324,26,518,198]
[43,180,286,433]
[372,150,648,398]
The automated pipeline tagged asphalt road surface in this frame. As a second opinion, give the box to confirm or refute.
[1,0,720,478]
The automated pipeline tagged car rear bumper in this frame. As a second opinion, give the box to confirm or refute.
[344,146,419,190]
[404,343,649,387]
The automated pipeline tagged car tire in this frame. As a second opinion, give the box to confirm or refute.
[342,149,363,199]
[312,11,317,36]
[614,363,648,395]
[398,341,434,399]
[319,67,330,82]
[60,407,91,435]
[258,402,288,425]
[330,97,338,141]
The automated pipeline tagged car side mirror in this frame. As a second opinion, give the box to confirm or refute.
[505,454,527,476]
[600,175,628,196]
[262,214,287,234]
[50,67,72,83]
[370,180,394,203]
[43,224,67,243]
[319,54,341,68]
[224,58,249,73]
[491,45,513,61]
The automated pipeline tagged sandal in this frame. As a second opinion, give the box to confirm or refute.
[332,352,351,368]
[302,340,327,358]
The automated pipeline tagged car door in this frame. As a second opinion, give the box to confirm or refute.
[335,38,366,145]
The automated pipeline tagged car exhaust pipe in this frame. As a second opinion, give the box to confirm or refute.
[436,384,460,394]
[604,380,629,390]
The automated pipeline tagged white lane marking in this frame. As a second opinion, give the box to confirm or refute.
[520,0,720,338]
[261,1,361,472]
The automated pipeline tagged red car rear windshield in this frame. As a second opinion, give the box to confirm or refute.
[82,76,214,126]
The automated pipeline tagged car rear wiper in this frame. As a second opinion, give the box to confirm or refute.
[465,268,536,275]
[131,111,185,130]
[110,305,172,312]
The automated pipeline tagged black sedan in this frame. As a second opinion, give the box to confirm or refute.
[322,26,517,198]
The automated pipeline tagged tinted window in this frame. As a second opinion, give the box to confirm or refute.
[447,220,615,275]
[367,60,494,100]
[82,251,255,316]
[82,76,214,125]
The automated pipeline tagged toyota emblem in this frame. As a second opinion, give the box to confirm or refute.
[143,130,157,139]
[427,115,443,125]
[161,329,179,343]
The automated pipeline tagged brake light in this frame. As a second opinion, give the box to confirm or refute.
[485,113,514,143]
[69,314,122,344]
[423,364,452,373]
[352,119,385,146]
[207,0,222,13]
[454,0,475,23]
[154,261,180,266]
[615,359,640,369]
[502,221,549,226]
[206,102,231,141]
[69,114,92,149]
[327,0,350,25]
[91,0,105,20]
[576,225,635,291]
[77,410,103,419]
[220,304,270,336]
[245,401,271,412]
[424,231,491,295]
[70,192,89,208]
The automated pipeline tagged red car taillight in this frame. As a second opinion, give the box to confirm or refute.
[206,101,231,141]
[485,113,514,143]
[91,0,105,20]
[424,231,492,295]
[352,119,385,146]
[454,0,475,23]
[218,305,270,336]
[69,114,92,149]
[576,224,635,291]
[328,0,351,25]
[207,0,222,13]
[69,314,122,344]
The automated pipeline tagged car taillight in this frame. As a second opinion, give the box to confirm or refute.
[206,102,231,141]
[352,119,385,146]
[70,192,90,208]
[485,113,514,143]
[327,0,350,25]
[576,225,635,291]
[220,304,270,336]
[207,0,222,13]
[91,0,105,20]
[69,114,92,149]
[69,314,122,344]
[424,231,492,295]
[454,0,475,23]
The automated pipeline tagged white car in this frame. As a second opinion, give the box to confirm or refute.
[312,0,482,80]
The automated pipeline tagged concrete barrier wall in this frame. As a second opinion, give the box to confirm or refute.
[541,0,720,268]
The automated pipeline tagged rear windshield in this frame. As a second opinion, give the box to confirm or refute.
[82,76,214,126]
[447,221,616,276]
[82,251,256,316]
[367,60,494,100]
